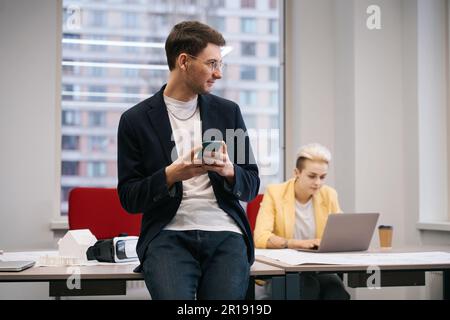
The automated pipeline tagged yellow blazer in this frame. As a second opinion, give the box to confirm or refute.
[254,178,342,249]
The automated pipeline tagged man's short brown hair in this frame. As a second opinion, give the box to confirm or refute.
[165,21,226,71]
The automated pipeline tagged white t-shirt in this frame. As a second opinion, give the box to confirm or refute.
[293,198,316,240]
[162,95,242,234]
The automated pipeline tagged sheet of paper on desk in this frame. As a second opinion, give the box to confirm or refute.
[255,249,450,266]
[0,251,58,262]
[0,251,138,267]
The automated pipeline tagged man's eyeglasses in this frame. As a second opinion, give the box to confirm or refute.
[186,54,225,72]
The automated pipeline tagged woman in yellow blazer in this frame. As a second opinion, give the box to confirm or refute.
[254,143,350,300]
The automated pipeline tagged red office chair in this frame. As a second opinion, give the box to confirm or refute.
[68,187,142,239]
[246,194,264,233]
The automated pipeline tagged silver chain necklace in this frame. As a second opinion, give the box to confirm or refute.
[167,104,199,121]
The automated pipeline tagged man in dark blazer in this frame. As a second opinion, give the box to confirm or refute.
[117,21,260,300]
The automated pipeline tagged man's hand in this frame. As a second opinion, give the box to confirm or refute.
[202,141,235,185]
[165,146,207,188]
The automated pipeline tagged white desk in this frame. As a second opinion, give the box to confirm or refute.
[255,246,450,300]
[0,255,286,299]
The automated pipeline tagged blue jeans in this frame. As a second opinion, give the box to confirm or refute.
[142,230,250,300]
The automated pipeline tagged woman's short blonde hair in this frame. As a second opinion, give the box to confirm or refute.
[295,143,331,170]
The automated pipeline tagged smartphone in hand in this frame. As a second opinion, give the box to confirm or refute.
[197,140,223,160]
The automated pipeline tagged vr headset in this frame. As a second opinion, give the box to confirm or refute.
[86,235,138,263]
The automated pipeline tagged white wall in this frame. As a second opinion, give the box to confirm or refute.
[353,0,417,299]
[448,0,450,222]
[354,0,406,249]
[334,0,356,212]
[0,0,61,251]
[0,0,61,299]
[285,0,337,183]
[417,0,449,222]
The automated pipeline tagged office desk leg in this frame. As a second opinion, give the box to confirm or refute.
[285,273,300,300]
[444,270,450,300]
[271,275,285,300]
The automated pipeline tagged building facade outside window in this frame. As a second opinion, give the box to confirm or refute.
[240,90,257,107]
[241,0,256,9]
[62,161,79,176]
[241,41,256,56]
[241,17,257,33]
[60,0,283,216]
[62,135,80,150]
[240,65,257,80]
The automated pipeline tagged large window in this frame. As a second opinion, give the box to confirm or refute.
[60,0,283,216]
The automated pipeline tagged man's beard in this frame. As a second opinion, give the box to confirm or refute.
[191,83,209,95]
[186,76,210,95]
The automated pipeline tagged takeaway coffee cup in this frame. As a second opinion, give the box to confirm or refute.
[378,225,393,249]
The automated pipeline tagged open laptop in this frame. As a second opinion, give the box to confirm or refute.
[298,213,380,253]
[0,260,35,272]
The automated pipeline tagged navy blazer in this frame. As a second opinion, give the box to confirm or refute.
[117,86,260,265]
